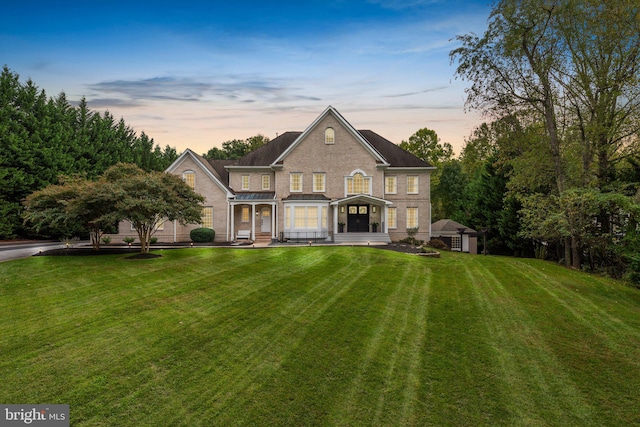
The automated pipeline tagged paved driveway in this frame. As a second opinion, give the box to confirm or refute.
[0,242,69,263]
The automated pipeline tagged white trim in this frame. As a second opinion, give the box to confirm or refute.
[272,106,388,166]
[166,149,233,197]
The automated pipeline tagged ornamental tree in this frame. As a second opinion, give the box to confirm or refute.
[103,163,205,254]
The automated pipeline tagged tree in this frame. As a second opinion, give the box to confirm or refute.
[204,134,271,159]
[103,163,205,254]
[399,128,453,165]
[23,176,120,250]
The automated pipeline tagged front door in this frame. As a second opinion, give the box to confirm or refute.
[347,205,369,232]
[260,207,271,233]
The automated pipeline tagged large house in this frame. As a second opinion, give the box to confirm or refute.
[116,106,434,244]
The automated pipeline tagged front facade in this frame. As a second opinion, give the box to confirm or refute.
[115,106,434,244]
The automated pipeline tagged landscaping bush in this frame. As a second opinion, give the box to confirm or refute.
[123,236,135,244]
[190,227,215,243]
[101,235,111,244]
[427,238,450,250]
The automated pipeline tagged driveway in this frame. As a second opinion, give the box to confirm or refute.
[0,241,70,263]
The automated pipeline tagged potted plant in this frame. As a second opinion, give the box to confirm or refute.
[338,222,345,233]
[370,222,379,232]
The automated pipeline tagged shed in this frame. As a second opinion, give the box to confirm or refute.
[431,219,478,254]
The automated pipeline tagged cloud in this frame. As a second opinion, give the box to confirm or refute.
[383,86,449,98]
[86,75,323,106]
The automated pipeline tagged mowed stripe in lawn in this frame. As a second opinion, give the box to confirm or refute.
[2,248,640,426]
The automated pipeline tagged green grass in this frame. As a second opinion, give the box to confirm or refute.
[1,247,639,426]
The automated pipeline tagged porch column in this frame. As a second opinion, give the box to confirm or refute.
[271,202,276,240]
[251,204,256,240]
[383,205,389,233]
[230,203,235,241]
[333,205,338,237]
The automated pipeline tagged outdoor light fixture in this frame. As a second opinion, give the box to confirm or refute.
[340,206,345,213]
[190,242,194,247]
[372,206,377,213]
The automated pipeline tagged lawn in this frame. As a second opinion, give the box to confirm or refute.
[1,247,639,426]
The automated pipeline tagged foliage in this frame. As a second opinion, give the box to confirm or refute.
[123,236,135,244]
[203,134,270,159]
[399,128,453,165]
[0,66,178,239]
[190,227,215,243]
[104,163,205,254]
[427,238,450,251]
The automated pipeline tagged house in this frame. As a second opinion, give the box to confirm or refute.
[115,106,434,244]
[431,219,477,254]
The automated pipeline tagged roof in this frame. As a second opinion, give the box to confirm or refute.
[358,130,432,168]
[226,122,432,169]
[431,219,477,234]
[234,192,276,200]
[282,194,331,201]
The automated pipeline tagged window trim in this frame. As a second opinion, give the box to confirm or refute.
[313,173,326,193]
[183,171,195,190]
[388,207,397,229]
[407,176,419,194]
[261,174,271,191]
[406,207,419,229]
[290,172,303,193]
[241,174,250,191]
[325,127,335,144]
[385,176,397,194]
[201,207,213,229]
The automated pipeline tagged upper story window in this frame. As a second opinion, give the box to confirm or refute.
[183,171,195,190]
[324,127,335,144]
[346,171,371,195]
[241,175,250,191]
[290,173,303,192]
[262,175,271,190]
[407,176,419,194]
[385,176,397,194]
[313,173,326,192]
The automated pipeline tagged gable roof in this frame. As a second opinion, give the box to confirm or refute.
[166,149,233,196]
[273,106,389,166]
[225,107,433,169]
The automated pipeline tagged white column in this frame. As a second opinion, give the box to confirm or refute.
[271,203,276,240]
[384,205,389,233]
[230,203,235,241]
[251,204,256,240]
[333,205,338,238]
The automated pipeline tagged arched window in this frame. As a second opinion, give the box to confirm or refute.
[324,127,335,144]
[346,171,371,195]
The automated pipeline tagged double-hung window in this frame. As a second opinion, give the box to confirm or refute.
[385,176,397,194]
[407,176,418,194]
[313,173,326,192]
[290,173,302,192]
[241,175,250,191]
[407,207,419,228]
[183,171,195,190]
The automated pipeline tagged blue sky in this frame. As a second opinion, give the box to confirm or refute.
[1,0,490,155]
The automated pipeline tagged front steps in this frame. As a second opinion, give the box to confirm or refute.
[333,232,391,244]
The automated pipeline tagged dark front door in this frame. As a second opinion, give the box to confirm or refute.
[347,205,369,232]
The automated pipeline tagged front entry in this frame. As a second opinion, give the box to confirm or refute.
[260,207,271,233]
[347,204,369,232]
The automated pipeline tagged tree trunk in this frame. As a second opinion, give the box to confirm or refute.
[564,237,572,268]
[571,236,582,270]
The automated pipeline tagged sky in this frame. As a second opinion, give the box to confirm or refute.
[1,0,490,156]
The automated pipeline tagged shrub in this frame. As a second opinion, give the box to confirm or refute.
[150,237,158,245]
[190,227,215,243]
[427,238,450,250]
[123,236,135,244]
[101,235,112,244]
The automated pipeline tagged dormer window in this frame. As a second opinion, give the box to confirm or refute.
[324,127,335,144]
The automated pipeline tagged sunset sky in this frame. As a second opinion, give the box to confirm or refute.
[1,0,490,155]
